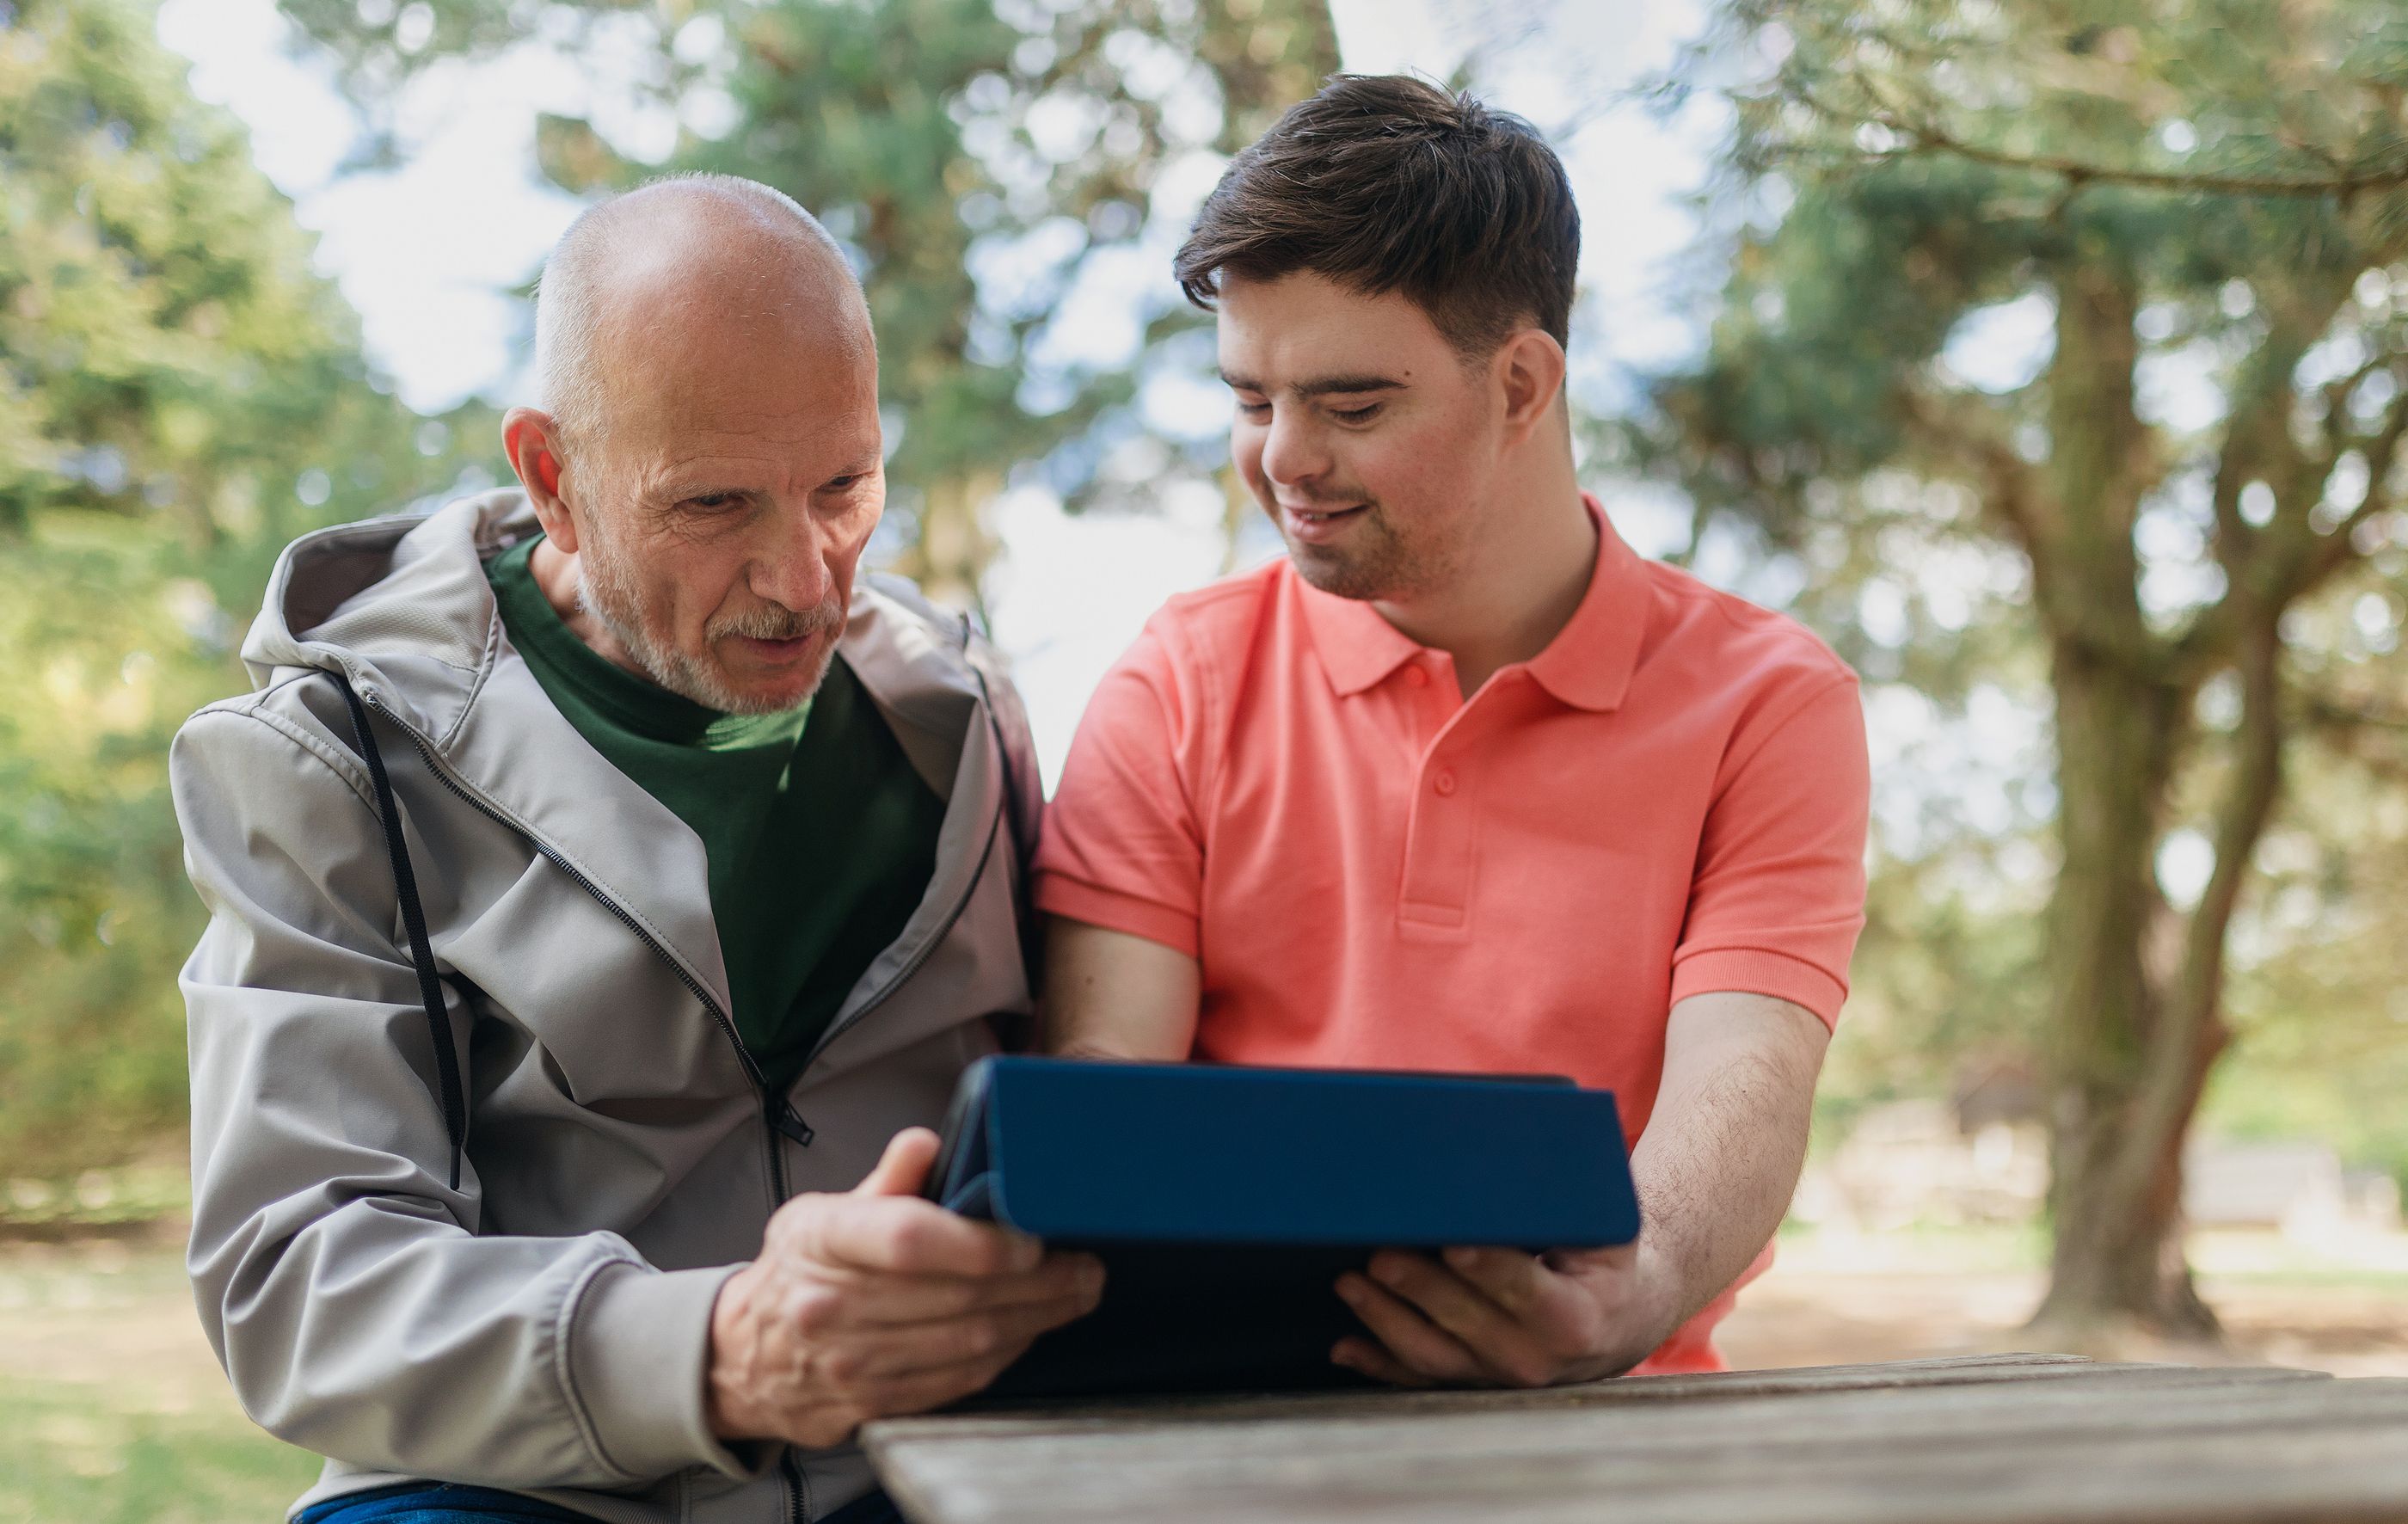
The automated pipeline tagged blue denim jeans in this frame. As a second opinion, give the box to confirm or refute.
[297,1482,904,1524]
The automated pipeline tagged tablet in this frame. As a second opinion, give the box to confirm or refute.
[923,1055,1639,1397]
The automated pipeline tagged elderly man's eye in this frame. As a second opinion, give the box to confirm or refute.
[685,492,744,511]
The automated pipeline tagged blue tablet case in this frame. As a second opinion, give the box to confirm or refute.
[924,1056,1639,1398]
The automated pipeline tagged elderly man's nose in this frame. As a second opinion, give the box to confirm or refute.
[751,515,836,609]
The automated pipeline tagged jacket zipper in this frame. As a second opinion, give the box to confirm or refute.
[366,691,1001,1524]
[365,697,791,1201]
[372,699,809,1524]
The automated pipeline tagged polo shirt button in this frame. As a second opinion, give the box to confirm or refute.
[1405,667,1428,688]
[1434,769,1457,796]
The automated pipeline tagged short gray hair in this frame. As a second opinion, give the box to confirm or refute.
[532,173,851,451]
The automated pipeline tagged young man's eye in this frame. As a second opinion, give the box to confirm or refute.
[1236,400,1272,419]
[1330,403,1382,424]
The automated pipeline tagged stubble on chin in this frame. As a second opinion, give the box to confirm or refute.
[1279,505,1426,604]
[574,544,839,715]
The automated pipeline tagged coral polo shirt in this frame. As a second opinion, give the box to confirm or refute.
[1035,495,1869,1372]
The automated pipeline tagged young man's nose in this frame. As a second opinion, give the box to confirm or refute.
[1257,408,1331,490]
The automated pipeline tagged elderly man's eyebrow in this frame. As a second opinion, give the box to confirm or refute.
[1217,370,1407,397]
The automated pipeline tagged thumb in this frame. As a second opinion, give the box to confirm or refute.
[853,1126,941,1198]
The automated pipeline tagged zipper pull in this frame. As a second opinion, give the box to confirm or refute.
[771,1098,815,1148]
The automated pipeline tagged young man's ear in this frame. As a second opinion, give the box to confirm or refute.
[501,407,580,554]
[1495,329,1568,444]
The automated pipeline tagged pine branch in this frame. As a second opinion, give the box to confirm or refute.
[1793,79,2408,200]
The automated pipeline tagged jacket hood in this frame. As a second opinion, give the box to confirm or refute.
[243,489,532,746]
[232,489,1029,1029]
[241,489,995,786]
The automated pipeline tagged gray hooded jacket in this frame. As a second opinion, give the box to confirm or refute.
[170,490,1042,1522]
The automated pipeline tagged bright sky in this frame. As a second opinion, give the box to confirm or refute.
[153,0,1730,788]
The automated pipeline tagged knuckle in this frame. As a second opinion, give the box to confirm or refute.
[885,1215,940,1267]
[819,1345,869,1387]
[790,1287,843,1337]
[960,1318,1004,1361]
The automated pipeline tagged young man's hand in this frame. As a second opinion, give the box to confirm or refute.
[1330,1238,1683,1388]
[706,1128,1104,1447]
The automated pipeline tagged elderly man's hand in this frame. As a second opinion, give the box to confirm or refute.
[706,1128,1103,1447]
[1330,1238,1681,1389]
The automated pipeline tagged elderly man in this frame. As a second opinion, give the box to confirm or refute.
[172,175,1097,1524]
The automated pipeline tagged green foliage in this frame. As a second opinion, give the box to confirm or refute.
[0,0,500,1177]
[1642,0,2408,1217]
[278,0,1338,596]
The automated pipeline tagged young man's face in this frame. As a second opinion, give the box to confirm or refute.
[1218,272,1504,603]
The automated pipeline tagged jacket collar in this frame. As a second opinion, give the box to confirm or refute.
[1298,493,1652,710]
[241,490,1002,1021]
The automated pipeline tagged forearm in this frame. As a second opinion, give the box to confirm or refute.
[1625,992,1828,1333]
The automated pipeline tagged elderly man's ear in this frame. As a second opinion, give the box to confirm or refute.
[501,407,578,551]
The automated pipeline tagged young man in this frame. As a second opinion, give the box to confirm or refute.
[1035,77,1870,1385]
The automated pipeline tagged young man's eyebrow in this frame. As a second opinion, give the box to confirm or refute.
[1217,370,1407,397]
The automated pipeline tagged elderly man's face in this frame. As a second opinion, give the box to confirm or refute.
[565,298,884,715]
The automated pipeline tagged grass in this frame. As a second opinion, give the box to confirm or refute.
[0,1236,321,1524]
[0,1380,322,1524]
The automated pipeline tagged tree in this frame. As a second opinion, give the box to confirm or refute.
[0,0,494,1177]
[276,0,1340,609]
[1635,0,2408,1339]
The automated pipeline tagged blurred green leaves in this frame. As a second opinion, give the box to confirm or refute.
[1642,0,2408,1240]
[279,0,1338,601]
[0,0,499,1176]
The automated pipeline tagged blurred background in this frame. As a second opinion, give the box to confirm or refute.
[5,0,2408,1516]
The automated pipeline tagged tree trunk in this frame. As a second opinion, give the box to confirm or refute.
[2029,642,2221,1342]
[2022,259,2224,1343]
[898,470,1001,615]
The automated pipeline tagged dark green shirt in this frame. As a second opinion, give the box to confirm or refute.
[487,538,945,1094]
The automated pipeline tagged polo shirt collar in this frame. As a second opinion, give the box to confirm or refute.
[1298,494,1650,712]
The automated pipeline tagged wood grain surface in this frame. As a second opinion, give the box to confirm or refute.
[864,1355,2408,1524]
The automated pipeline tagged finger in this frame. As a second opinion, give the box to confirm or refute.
[850,1347,1035,1423]
[1542,1241,1637,1276]
[1441,1246,1547,1316]
[823,1254,1105,1328]
[854,1128,943,1197]
[808,1194,1045,1277]
[1336,1269,1484,1384]
[1367,1251,1557,1386]
[1331,1335,1435,1388]
[840,1289,1099,1383]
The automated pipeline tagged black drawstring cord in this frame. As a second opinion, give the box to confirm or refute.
[332,673,468,1191]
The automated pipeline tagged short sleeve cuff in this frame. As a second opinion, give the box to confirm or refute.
[1034,875,1201,959]
[1668,948,1847,1030]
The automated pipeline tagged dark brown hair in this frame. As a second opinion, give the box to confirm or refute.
[1174,74,1579,356]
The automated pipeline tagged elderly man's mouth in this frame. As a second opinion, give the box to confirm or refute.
[736,634,820,662]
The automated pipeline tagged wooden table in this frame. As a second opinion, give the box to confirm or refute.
[864,1354,2408,1523]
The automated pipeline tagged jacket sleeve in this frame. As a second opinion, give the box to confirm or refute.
[172,698,764,1490]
